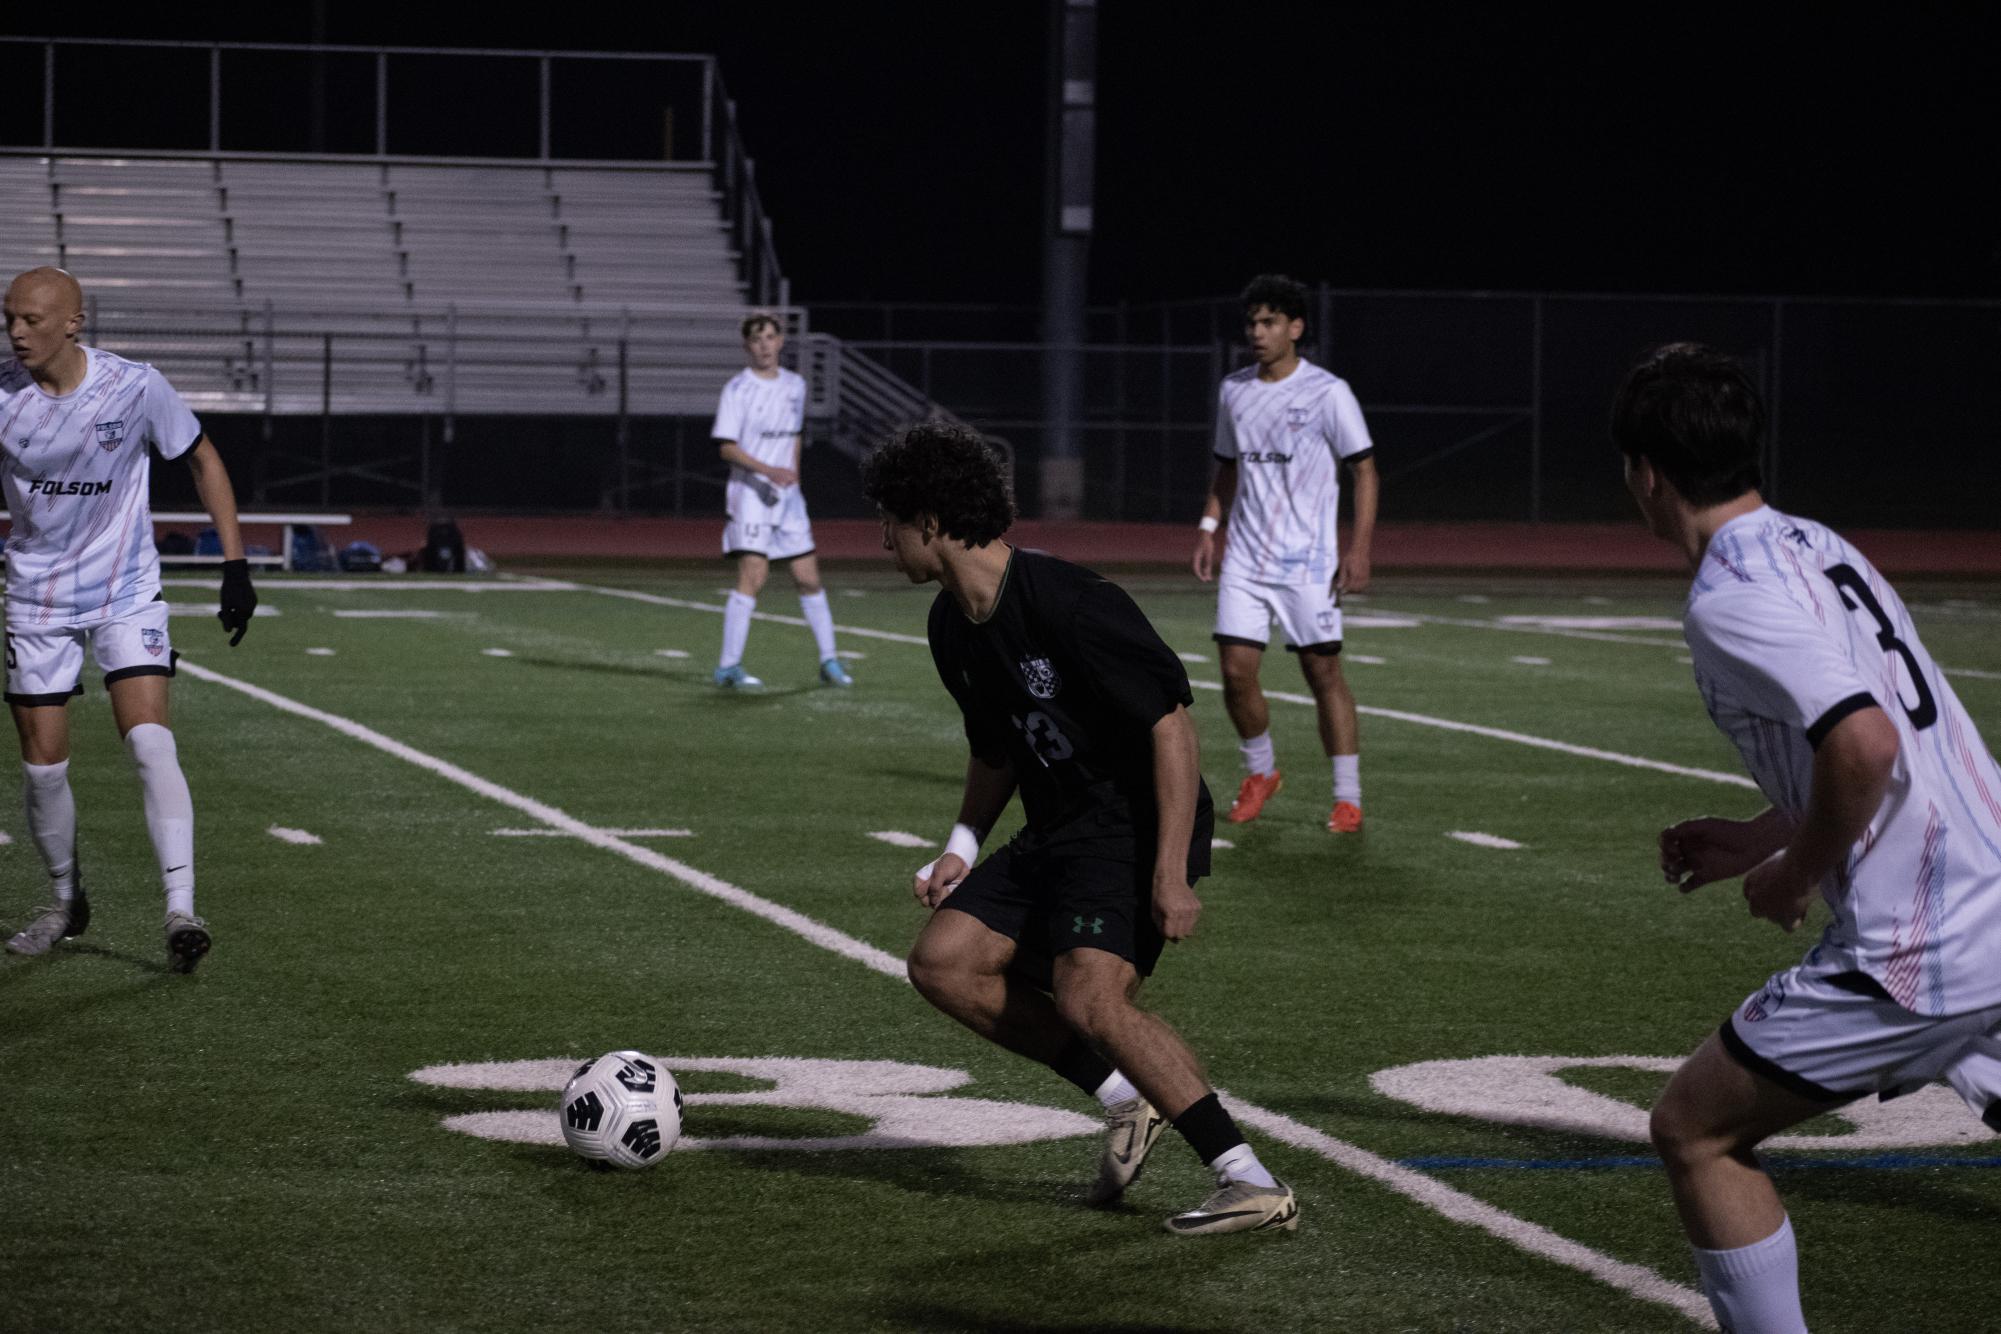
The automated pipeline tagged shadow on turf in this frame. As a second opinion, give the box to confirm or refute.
[879,1308,1224,1334]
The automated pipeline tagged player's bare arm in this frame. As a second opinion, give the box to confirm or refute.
[718,439,797,489]
[914,752,1017,908]
[1337,453,1379,594]
[186,435,259,645]
[1192,459,1238,582]
[1741,705,1899,931]
[1659,807,1797,891]
[1148,706,1203,941]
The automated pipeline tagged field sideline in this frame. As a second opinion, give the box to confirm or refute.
[5,560,1999,1332]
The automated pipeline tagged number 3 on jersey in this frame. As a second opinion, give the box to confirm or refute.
[1825,562,1937,731]
[1012,711,1075,766]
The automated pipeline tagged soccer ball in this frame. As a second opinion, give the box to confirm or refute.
[559,1051,682,1169]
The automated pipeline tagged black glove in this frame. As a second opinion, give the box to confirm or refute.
[219,558,257,647]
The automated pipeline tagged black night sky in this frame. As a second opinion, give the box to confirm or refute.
[14,2,2001,304]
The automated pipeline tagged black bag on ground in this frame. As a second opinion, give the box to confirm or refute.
[422,519,466,573]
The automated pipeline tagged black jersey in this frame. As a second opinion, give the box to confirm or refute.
[927,548,1213,871]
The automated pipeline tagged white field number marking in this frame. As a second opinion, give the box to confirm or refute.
[1447,831,1523,850]
[268,826,323,845]
[1371,1055,1998,1150]
[412,1056,1097,1152]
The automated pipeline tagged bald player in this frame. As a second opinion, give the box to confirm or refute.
[2,267,257,973]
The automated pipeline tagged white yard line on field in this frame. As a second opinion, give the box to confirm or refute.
[175,658,907,980]
[492,827,692,838]
[268,826,323,845]
[1225,1099,1714,1328]
[549,578,932,647]
[1186,680,1758,789]
[178,656,1715,1327]
[1448,831,1524,850]
[1368,608,1687,649]
[868,830,935,849]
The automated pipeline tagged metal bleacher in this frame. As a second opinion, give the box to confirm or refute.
[3,152,766,417]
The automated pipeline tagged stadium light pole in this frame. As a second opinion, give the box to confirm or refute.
[1040,0,1096,520]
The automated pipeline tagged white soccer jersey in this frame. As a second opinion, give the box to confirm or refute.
[711,366,806,523]
[1685,505,2001,1017]
[1213,359,1374,586]
[0,347,200,630]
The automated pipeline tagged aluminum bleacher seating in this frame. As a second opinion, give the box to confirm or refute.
[0,153,770,417]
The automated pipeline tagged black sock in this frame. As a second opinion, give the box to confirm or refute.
[1169,1091,1243,1165]
[1047,1036,1115,1097]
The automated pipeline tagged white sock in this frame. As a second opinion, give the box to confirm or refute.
[125,724,196,917]
[1208,1141,1277,1189]
[720,591,756,669]
[1691,1216,1808,1334]
[1239,732,1277,777]
[22,759,77,903]
[1333,753,1361,805]
[1092,1070,1141,1109]
[800,589,838,661]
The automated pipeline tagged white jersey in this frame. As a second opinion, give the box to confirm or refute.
[0,347,200,630]
[1685,505,2001,1017]
[711,366,806,524]
[1213,359,1374,586]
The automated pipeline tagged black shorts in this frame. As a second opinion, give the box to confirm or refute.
[944,840,1198,989]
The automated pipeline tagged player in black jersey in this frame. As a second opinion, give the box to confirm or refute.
[861,421,1297,1236]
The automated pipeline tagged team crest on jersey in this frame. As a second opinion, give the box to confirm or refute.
[141,628,165,658]
[95,420,125,451]
[1285,406,1311,431]
[1019,657,1061,700]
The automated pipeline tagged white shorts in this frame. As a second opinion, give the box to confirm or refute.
[5,597,175,706]
[723,484,814,562]
[1213,576,1342,653]
[1723,953,2001,1125]
[723,514,816,563]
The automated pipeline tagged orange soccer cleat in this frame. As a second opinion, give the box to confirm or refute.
[1326,801,1364,834]
[1225,771,1284,823]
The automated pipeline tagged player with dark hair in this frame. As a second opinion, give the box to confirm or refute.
[1194,273,1380,833]
[710,312,850,689]
[864,421,1297,1235]
[1619,341,2001,1332]
[2,267,257,972]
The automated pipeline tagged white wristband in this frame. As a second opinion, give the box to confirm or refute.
[1197,515,1220,534]
[944,822,982,867]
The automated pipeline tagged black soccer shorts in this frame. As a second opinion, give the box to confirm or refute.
[943,839,1195,989]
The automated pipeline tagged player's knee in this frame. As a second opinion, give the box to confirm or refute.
[1648,1093,1729,1167]
[905,942,967,1007]
[1051,978,1126,1044]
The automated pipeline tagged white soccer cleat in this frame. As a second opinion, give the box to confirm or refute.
[1086,1096,1167,1207]
[6,888,89,957]
[1164,1174,1299,1236]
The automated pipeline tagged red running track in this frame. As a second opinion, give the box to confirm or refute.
[301,515,2001,576]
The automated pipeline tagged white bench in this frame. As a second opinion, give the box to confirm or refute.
[0,511,352,572]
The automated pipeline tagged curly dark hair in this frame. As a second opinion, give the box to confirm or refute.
[1240,273,1310,324]
[740,312,781,339]
[1611,342,1764,508]
[861,421,1016,546]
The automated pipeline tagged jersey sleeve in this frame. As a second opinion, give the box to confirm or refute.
[1686,585,1879,747]
[710,380,742,444]
[928,599,1009,764]
[786,374,807,435]
[1067,578,1194,731]
[1322,379,1374,463]
[141,367,202,460]
[1212,383,1239,461]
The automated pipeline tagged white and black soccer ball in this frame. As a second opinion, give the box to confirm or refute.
[559,1050,682,1170]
